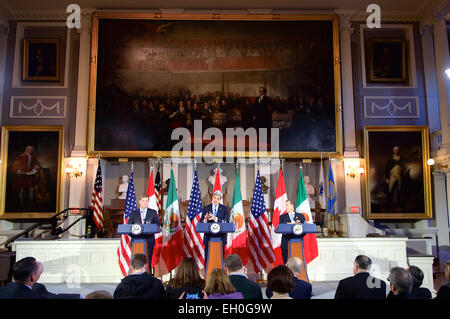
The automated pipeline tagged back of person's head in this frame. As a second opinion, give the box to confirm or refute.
[85,290,114,299]
[223,254,243,273]
[130,253,147,272]
[12,257,37,283]
[267,265,295,294]
[205,268,236,295]
[408,265,424,288]
[286,257,303,276]
[389,267,413,294]
[169,257,204,289]
[354,255,372,271]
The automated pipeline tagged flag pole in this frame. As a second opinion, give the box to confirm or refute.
[328,157,338,238]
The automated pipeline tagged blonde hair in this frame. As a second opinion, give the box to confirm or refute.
[205,268,236,295]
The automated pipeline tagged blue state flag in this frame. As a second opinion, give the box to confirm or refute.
[327,164,337,216]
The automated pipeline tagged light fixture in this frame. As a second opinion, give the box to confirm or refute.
[65,158,86,178]
[446,68,450,80]
[344,158,363,179]
[427,158,435,166]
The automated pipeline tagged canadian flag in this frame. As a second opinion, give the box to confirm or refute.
[271,169,287,267]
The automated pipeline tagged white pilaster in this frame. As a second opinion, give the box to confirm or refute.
[72,12,93,157]
[433,13,450,154]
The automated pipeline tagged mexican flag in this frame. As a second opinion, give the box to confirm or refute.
[225,170,248,265]
[296,167,319,264]
[271,168,287,267]
[161,170,185,272]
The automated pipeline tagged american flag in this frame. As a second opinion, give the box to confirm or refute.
[155,167,162,212]
[248,170,275,273]
[90,162,103,232]
[117,171,136,276]
[183,170,205,270]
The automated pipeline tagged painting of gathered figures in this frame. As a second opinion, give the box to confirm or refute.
[94,19,337,152]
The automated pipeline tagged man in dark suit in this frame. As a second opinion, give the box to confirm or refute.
[387,265,431,299]
[127,195,160,271]
[266,257,312,299]
[252,87,273,132]
[0,257,47,299]
[334,255,386,299]
[280,200,306,264]
[224,254,262,299]
[201,190,229,263]
[113,253,165,299]
[386,267,416,299]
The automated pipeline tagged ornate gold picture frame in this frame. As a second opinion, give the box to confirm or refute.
[22,38,61,82]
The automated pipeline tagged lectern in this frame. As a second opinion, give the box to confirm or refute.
[117,223,161,274]
[275,223,317,282]
[196,222,235,280]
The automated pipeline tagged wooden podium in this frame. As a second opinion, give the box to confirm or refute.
[196,222,235,281]
[117,223,161,274]
[275,223,317,282]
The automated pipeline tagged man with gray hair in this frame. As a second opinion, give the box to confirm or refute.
[266,257,312,299]
[224,254,262,299]
[386,267,414,299]
[334,255,386,299]
[201,190,229,263]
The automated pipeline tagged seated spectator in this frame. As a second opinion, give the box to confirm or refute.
[436,261,450,299]
[386,267,415,299]
[32,260,82,299]
[266,257,312,299]
[223,254,262,299]
[0,257,46,299]
[267,265,295,299]
[85,290,114,299]
[165,258,205,299]
[334,255,386,299]
[205,268,243,299]
[387,265,431,299]
[113,253,165,299]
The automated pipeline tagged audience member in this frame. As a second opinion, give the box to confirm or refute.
[165,258,205,299]
[386,267,415,299]
[267,265,295,299]
[113,254,165,299]
[205,268,243,299]
[223,254,262,299]
[436,261,450,299]
[0,257,46,299]
[386,265,431,299]
[266,257,312,299]
[85,290,114,299]
[334,255,386,299]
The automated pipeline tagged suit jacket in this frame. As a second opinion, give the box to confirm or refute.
[436,283,450,299]
[113,272,165,299]
[32,282,81,299]
[201,203,229,242]
[266,276,312,299]
[279,212,306,250]
[127,208,160,245]
[253,95,272,129]
[386,291,417,299]
[334,272,386,299]
[229,274,263,299]
[0,282,47,299]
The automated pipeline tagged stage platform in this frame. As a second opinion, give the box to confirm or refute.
[13,237,435,296]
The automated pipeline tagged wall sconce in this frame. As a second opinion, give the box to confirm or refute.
[446,68,450,80]
[427,159,435,166]
[65,158,86,178]
[344,158,364,179]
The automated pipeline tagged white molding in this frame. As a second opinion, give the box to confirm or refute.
[12,22,71,89]
[363,96,420,118]
[359,24,418,89]
[9,95,67,118]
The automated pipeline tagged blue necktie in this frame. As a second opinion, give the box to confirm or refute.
[213,206,217,217]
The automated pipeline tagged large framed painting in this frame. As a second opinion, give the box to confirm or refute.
[366,38,407,84]
[364,126,432,219]
[22,38,61,82]
[0,126,64,219]
[88,13,342,158]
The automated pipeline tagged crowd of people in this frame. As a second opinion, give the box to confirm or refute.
[1,254,448,300]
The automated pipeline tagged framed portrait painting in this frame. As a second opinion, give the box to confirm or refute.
[22,38,61,82]
[364,126,432,219]
[88,13,342,158]
[0,126,64,219]
[366,38,407,84]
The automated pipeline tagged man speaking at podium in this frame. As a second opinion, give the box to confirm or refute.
[127,195,160,270]
[201,190,229,263]
[280,200,305,264]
